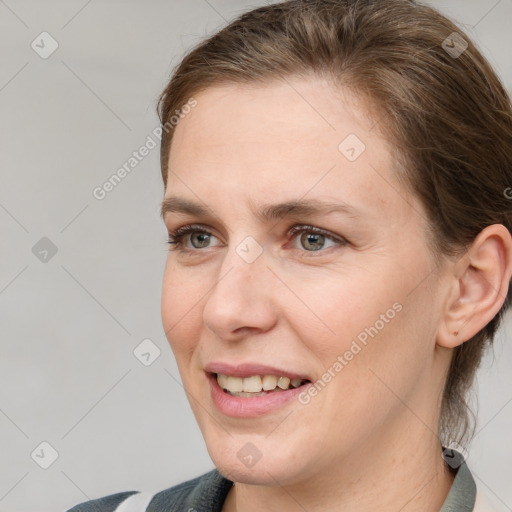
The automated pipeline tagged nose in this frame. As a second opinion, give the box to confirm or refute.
[202,239,278,340]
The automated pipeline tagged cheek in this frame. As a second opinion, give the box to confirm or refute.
[318,278,437,413]
[161,262,206,359]
[284,266,401,358]
[288,258,435,384]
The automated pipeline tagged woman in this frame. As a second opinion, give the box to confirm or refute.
[68,0,512,510]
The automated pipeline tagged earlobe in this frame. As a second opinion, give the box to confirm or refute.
[437,224,512,349]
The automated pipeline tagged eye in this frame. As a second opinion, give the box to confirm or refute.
[288,225,346,252]
[166,223,347,254]
[167,224,221,251]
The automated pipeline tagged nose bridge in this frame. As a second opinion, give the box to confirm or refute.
[202,233,275,336]
[214,234,267,297]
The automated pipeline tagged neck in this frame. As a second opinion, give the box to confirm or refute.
[223,412,454,512]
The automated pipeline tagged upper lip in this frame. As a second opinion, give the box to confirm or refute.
[205,361,311,381]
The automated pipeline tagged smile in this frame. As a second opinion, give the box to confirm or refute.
[216,373,309,396]
[205,365,312,417]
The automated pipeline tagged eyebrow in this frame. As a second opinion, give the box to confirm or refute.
[160,196,360,222]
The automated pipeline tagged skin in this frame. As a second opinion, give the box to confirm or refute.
[160,76,512,512]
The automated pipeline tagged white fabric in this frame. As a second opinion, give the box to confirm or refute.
[473,485,503,512]
[114,491,155,512]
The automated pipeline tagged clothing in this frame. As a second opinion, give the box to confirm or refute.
[66,458,496,512]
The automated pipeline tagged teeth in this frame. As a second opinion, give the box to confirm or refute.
[262,375,278,390]
[226,376,243,393]
[277,376,290,389]
[290,378,302,388]
[242,375,262,392]
[216,373,306,395]
[217,373,228,390]
[234,391,267,397]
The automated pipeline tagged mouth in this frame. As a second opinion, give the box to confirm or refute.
[213,372,311,397]
[204,362,313,417]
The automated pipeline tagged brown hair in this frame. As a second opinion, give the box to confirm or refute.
[157,0,512,446]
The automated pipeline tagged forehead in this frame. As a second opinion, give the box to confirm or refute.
[171,77,374,161]
[166,77,421,224]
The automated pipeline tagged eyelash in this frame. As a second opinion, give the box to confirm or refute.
[166,223,346,255]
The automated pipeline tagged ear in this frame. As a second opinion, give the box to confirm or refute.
[437,224,512,348]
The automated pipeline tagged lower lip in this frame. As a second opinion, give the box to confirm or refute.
[208,373,311,418]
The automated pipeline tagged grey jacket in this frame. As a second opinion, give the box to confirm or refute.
[67,459,496,511]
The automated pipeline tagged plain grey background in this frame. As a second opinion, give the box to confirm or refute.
[0,1,511,511]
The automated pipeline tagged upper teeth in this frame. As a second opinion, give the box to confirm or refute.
[216,374,305,393]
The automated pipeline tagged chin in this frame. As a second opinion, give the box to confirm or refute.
[204,430,313,487]
[214,455,300,486]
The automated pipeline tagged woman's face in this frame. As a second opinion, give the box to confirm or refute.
[161,76,451,485]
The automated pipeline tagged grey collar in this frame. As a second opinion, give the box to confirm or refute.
[439,460,476,511]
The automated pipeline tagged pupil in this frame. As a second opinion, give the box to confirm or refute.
[301,233,323,251]
[193,233,210,248]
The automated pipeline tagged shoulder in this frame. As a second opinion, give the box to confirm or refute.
[65,469,232,512]
[66,490,139,512]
